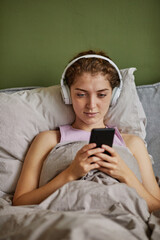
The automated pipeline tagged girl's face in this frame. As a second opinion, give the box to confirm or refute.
[70,72,112,131]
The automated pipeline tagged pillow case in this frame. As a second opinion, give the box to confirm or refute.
[105,68,147,139]
[0,68,146,194]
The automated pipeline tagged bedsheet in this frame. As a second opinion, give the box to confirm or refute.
[0,142,160,240]
[39,141,142,187]
[0,184,160,239]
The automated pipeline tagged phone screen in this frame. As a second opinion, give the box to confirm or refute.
[89,128,115,155]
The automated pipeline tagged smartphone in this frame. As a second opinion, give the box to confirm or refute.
[89,128,115,155]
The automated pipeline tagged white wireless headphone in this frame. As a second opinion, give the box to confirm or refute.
[60,54,123,107]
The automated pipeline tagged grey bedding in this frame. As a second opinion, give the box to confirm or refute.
[0,141,160,240]
[0,80,160,239]
[39,141,142,187]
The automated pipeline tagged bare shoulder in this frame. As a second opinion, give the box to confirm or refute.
[121,133,145,154]
[122,133,144,145]
[27,129,61,160]
[35,130,60,147]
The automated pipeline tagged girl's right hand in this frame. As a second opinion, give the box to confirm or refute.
[66,143,105,180]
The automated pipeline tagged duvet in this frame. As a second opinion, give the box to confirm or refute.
[0,141,160,240]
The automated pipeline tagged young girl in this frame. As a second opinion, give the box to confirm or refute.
[13,50,160,212]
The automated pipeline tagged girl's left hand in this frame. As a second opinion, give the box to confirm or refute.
[96,145,133,183]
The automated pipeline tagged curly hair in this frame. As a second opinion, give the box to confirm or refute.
[64,50,120,89]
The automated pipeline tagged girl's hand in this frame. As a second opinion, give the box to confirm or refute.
[66,143,104,180]
[96,145,133,182]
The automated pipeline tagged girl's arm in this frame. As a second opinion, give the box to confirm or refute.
[123,134,160,200]
[12,130,71,206]
[13,131,103,206]
[97,134,160,212]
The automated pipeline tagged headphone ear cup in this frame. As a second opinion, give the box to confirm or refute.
[110,87,121,107]
[61,85,72,104]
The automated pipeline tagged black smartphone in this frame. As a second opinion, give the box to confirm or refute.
[89,128,115,155]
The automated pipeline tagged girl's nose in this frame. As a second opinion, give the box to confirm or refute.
[86,96,96,109]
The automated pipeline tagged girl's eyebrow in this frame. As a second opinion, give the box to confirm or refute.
[75,88,110,92]
[97,89,110,92]
[75,88,87,92]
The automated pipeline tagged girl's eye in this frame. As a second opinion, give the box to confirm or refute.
[98,93,107,98]
[77,93,86,97]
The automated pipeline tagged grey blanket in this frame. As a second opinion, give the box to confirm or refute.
[0,141,160,240]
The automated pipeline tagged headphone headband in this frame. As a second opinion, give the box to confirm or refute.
[61,54,122,86]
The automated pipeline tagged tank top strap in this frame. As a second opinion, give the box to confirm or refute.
[107,125,126,147]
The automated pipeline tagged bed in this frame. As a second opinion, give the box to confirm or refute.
[0,68,160,240]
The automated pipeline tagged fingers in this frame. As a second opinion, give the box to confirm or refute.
[79,143,96,153]
[95,145,119,168]
[98,160,117,169]
[76,144,127,181]
[90,163,100,170]
[87,155,101,164]
[79,143,105,160]
[101,144,116,156]
[75,143,118,174]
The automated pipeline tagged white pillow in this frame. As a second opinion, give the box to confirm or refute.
[105,68,147,139]
[0,68,146,194]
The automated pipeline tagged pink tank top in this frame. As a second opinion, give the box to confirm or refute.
[59,125,126,147]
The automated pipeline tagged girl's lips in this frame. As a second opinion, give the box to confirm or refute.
[84,112,98,117]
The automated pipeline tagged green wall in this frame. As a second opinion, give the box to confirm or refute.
[0,0,160,89]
